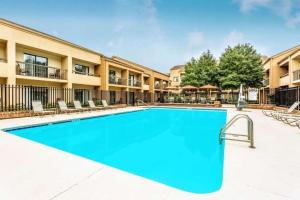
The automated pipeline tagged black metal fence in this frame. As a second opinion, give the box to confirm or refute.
[275,86,299,107]
[0,84,160,112]
[1,84,297,112]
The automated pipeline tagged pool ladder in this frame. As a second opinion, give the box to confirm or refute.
[219,114,255,148]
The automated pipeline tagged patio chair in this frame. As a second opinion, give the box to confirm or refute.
[200,97,207,104]
[168,96,174,103]
[73,101,91,112]
[31,101,56,116]
[210,96,216,104]
[101,99,125,109]
[262,101,300,118]
[88,100,104,110]
[57,100,78,113]
[180,96,185,103]
[191,96,196,104]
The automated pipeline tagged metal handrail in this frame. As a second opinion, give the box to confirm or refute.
[16,61,67,80]
[219,114,255,148]
[72,70,100,77]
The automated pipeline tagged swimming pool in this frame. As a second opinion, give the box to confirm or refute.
[7,108,227,193]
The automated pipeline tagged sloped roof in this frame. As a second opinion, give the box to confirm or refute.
[262,44,300,65]
[170,65,185,70]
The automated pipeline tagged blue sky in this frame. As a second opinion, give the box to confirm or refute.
[1,0,300,72]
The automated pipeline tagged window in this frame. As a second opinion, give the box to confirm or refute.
[109,70,116,78]
[24,53,48,78]
[173,77,179,82]
[74,89,89,104]
[109,70,116,83]
[74,64,89,75]
[129,74,135,86]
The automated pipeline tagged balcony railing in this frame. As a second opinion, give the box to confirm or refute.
[128,80,141,87]
[263,79,269,86]
[0,58,7,63]
[155,84,161,89]
[293,70,300,81]
[16,61,67,80]
[72,70,100,77]
[109,77,127,85]
[279,73,289,86]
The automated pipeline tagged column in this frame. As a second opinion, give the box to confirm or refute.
[6,40,16,85]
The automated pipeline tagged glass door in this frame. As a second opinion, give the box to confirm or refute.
[24,54,35,76]
[129,92,135,105]
[110,91,116,104]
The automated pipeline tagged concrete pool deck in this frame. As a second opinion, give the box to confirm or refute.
[0,107,299,200]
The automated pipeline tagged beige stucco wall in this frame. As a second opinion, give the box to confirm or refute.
[0,19,169,102]
[169,69,184,87]
[263,47,300,88]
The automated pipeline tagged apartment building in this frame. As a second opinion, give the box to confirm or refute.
[0,18,169,107]
[109,56,170,103]
[169,65,185,92]
[262,45,300,89]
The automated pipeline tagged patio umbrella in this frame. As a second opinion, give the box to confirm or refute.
[199,84,218,98]
[165,86,179,94]
[165,86,178,90]
[181,85,198,90]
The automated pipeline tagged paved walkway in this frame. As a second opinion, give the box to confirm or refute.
[0,107,299,200]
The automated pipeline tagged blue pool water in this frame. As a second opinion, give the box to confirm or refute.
[8,108,227,193]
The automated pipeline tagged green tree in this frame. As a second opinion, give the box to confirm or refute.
[218,43,264,90]
[181,50,219,87]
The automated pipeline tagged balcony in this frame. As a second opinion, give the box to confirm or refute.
[154,84,161,89]
[72,70,101,86]
[143,84,150,90]
[293,70,300,82]
[279,74,290,86]
[109,77,127,86]
[263,79,269,87]
[128,79,142,87]
[16,61,67,80]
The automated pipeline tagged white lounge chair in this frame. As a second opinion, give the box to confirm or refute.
[102,100,109,107]
[57,100,78,113]
[73,101,91,112]
[101,100,124,109]
[31,101,55,116]
[262,101,300,118]
[88,100,104,110]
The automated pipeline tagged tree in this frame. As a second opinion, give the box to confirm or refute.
[181,50,219,87]
[218,43,264,90]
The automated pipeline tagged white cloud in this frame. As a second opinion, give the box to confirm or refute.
[107,37,124,48]
[235,0,270,12]
[287,12,300,28]
[234,0,300,27]
[187,32,204,48]
[224,30,244,47]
